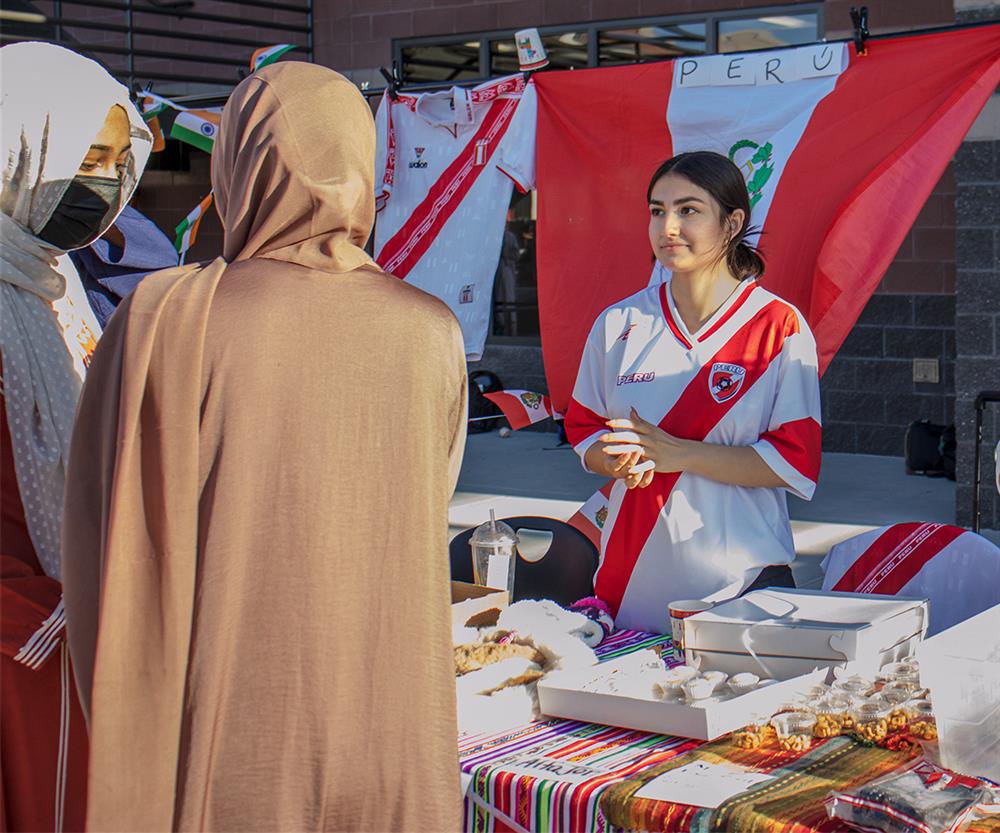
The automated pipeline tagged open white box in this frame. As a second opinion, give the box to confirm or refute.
[685,589,928,680]
[537,657,827,741]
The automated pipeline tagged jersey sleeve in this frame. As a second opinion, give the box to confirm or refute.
[374,93,391,212]
[495,81,536,193]
[750,313,822,500]
[564,313,609,473]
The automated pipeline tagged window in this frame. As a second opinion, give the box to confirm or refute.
[598,23,707,65]
[491,31,589,75]
[718,13,820,53]
[393,6,824,343]
[401,41,482,84]
[394,7,823,85]
[491,189,538,339]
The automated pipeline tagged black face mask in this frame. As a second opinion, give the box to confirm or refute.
[37,175,122,251]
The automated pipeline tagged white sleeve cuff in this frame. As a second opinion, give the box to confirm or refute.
[574,431,606,474]
[750,439,816,501]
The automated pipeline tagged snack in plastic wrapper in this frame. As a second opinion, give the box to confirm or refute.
[826,758,998,833]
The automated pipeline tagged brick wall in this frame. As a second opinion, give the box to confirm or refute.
[25,0,310,95]
[130,154,223,266]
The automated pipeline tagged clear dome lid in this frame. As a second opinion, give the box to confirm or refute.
[469,510,517,548]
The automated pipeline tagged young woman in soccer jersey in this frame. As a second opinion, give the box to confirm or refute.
[564,151,822,634]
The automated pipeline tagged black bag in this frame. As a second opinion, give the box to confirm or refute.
[468,369,504,433]
[941,424,956,481]
[905,420,956,480]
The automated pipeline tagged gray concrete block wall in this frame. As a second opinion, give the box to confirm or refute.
[954,138,1000,530]
[820,294,956,455]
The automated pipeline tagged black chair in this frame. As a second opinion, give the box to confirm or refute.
[449,516,599,607]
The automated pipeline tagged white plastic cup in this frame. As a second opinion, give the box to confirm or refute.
[668,599,713,660]
[515,28,549,71]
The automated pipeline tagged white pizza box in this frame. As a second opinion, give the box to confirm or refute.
[451,581,509,628]
[537,658,826,741]
[684,588,928,680]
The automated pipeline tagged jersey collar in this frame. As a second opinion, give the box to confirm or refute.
[659,277,758,350]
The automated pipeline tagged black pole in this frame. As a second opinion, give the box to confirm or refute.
[972,392,1000,533]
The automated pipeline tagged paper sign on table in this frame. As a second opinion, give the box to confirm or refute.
[633,761,773,808]
[485,553,512,592]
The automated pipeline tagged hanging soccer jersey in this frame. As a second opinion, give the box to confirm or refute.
[374,76,536,360]
[565,277,822,633]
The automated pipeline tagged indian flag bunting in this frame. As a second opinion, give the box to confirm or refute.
[139,96,167,153]
[140,91,185,112]
[567,481,614,552]
[483,389,558,430]
[169,108,221,153]
[251,44,297,72]
[139,95,167,119]
[174,193,214,264]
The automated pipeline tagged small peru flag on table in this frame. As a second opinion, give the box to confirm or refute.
[484,389,560,431]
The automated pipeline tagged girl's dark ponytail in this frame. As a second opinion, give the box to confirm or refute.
[726,226,765,281]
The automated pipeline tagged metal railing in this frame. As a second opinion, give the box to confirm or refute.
[1,0,312,94]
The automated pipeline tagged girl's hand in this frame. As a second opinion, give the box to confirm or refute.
[584,442,650,488]
[601,407,691,479]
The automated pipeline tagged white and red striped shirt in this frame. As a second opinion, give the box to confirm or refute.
[565,277,822,633]
[822,523,1000,636]
[373,76,536,360]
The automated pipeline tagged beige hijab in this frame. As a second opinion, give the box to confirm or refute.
[63,63,465,831]
[213,63,376,271]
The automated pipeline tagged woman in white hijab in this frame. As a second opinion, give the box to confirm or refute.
[0,41,152,833]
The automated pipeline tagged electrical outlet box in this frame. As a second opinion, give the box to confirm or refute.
[913,358,940,384]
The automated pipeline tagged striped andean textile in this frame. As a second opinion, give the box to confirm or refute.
[459,629,702,833]
[600,734,920,833]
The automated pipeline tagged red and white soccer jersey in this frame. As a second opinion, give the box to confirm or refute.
[374,76,536,360]
[564,277,822,633]
[822,524,1000,636]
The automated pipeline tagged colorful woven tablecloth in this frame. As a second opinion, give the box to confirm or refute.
[600,734,920,833]
[459,629,699,833]
[458,630,970,833]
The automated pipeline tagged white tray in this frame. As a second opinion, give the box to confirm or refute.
[537,658,826,741]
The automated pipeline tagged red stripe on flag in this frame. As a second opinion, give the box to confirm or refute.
[597,301,792,616]
[658,283,692,349]
[759,416,822,484]
[832,522,964,596]
[376,96,520,279]
[536,61,675,413]
[760,27,1000,374]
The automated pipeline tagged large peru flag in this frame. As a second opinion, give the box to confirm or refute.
[535,26,1000,412]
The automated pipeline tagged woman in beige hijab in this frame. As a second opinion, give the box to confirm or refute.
[62,62,467,832]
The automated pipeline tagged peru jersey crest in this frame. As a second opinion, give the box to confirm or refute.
[709,362,746,403]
